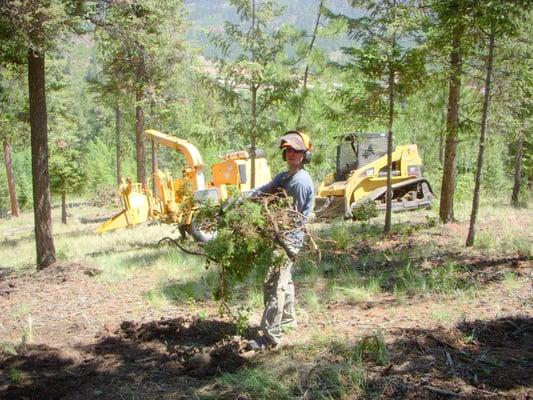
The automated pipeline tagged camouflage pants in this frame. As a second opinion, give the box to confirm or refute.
[260,247,298,345]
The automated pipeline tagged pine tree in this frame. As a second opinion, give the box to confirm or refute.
[209,0,300,187]
[0,0,90,268]
[0,65,27,217]
[93,0,186,186]
[325,0,427,232]
[465,1,526,246]
[426,0,482,223]
[492,10,533,208]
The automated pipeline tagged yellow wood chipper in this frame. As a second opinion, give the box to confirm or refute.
[96,129,271,241]
[315,133,434,219]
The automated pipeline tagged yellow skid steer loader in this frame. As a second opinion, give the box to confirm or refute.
[315,133,434,219]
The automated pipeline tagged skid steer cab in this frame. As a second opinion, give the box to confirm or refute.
[315,132,434,220]
[96,130,271,242]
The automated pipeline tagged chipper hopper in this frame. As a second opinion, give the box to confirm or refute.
[315,133,434,219]
[96,129,271,241]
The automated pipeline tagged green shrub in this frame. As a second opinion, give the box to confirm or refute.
[351,200,378,221]
[306,362,366,400]
[216,367,294,400]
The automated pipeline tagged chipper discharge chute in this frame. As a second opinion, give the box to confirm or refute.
[96,129,271,241]
[315,133,434,219]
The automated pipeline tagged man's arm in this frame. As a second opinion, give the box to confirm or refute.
[291,171,314,221]
[250,172,285,196]
[294,184,314,222]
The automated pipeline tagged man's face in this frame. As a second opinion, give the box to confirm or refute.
[286,146,305,169]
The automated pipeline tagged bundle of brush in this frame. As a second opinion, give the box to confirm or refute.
[190,191,307,301]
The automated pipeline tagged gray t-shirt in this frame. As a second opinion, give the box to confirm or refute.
[253,169,314,248]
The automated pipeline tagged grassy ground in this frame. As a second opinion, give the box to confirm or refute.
[0,198,532,399]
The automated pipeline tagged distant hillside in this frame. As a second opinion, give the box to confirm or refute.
[184,0,359,59]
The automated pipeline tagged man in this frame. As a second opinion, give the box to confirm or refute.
[248,130,314,350]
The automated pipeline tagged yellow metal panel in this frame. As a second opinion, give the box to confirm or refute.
[145,129,206,191]
[211,160,239,186]
[244,158,271,191]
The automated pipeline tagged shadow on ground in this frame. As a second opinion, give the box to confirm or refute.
[0,317,254,400]
[367,316,533,399]
[1,315,531,400]
[85,242,166,259]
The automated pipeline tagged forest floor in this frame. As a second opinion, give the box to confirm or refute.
[0,199,532,399]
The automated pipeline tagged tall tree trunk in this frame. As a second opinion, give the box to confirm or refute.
[135,88,146,186]
[439,88,447,165]
[296,0,323,127]
[466,34,494,247]
[250,83,257,189]
[115,105,121,186]
[384,66,395,234]
[511,134,524,207]
[250,0,257,189]
[151,139,158,194]
[61,191,67,224]
[439,33,462,223]
[439,130,445,165]
[28,49,56,269]
[3,139,20,217]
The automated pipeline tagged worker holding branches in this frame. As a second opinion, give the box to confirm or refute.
[248,130,314,350]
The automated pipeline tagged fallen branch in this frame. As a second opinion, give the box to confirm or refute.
[262,197,297,261]
[471,388,499,397]
[424,385,463,397]
[157,237,219,263]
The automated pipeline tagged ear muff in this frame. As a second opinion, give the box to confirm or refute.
[304,150,312,164]
[284,130,313,164]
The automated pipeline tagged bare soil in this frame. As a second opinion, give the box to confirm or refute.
[0,220,532,399]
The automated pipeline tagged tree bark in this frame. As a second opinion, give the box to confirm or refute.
[151,139,158,194]
[250,83,257,189]
[61,191,67,224]
[384,66,395,234]
[115,105,121,186]
[466,33,494,247]
[384,2,397,234]
[135,88,146,186]
[28,49,56,269]
[511,134,524,207]
[250,0,257,189]
[296,0,323,127]
[439,33,462,223]
[3,139,20,217]
[439,130,445,165]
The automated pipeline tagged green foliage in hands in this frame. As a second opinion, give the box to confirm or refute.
[194,195,295,302]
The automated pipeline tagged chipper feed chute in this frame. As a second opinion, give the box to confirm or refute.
[95,182,154,234]
[95,129,272,239]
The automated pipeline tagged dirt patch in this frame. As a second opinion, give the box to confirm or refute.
[365,316,533,399]
[1,213,531,399]
[0,315,253,400]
